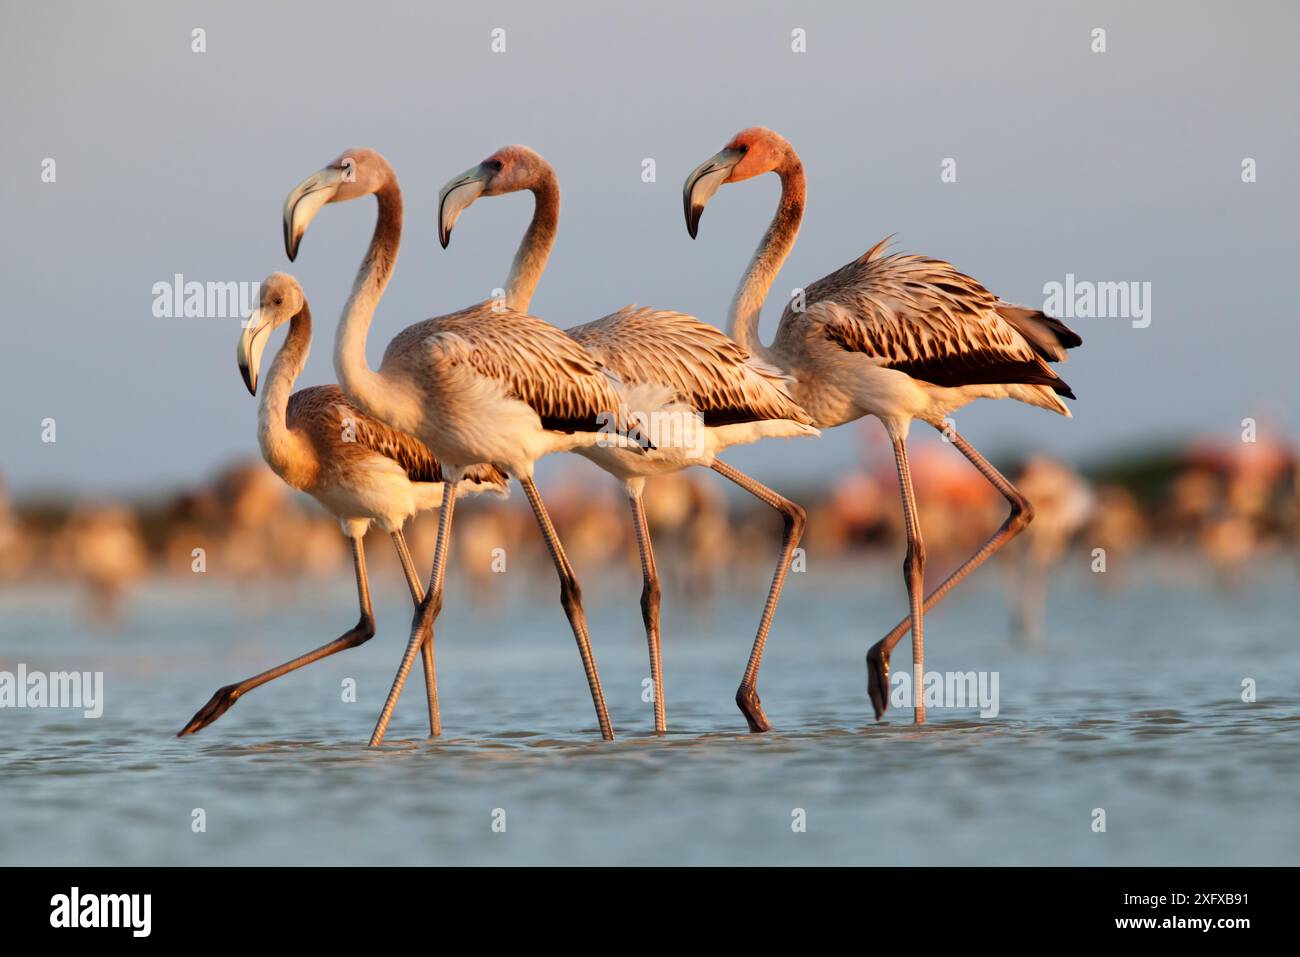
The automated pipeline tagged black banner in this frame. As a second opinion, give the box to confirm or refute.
[0,867,1273,941]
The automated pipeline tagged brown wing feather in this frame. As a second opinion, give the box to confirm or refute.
[287,385,508,487]
[783,242,1076,398]
[381,303,629,433]
[994,304,1083,362]
[567,306,813,427]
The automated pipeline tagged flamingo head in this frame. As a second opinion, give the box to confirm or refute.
[437,145,550,248]
[282,147,395,261]
[237,273,305,396]
[683,127,796,238]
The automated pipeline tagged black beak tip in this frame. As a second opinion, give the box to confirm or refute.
[439,229,450,250]
[282,219,296,262]
[686,209,701,239]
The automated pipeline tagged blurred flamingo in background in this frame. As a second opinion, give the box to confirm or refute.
[1009,457,1093,646]
[59,503,147,624]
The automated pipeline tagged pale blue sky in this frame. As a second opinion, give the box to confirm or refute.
[2,0,1296,495]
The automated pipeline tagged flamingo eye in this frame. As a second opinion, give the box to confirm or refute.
[274,296,283,306]
[488,160,504,172]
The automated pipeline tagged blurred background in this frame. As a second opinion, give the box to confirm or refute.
[2,0,1298,866]
[3,427,1298,637]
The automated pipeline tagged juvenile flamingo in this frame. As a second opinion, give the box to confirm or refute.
[283,149,660,745]
[178,274,507,737]
[684,127,1082,724]
[438,145,818,733]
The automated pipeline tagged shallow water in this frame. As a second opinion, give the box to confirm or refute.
[2,559,1298,865]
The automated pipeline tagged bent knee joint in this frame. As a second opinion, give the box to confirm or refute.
[427,590,445,619]
[411,592,442,631]
[560,575,583,614]
[342,629,374,652]
[640,579,661,618]
[903,542,927,580]
[1011,496,1035,530]
[783,502,807,539]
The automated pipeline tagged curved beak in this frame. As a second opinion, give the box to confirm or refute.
[283,167,346,261]
[437,165,490,249]
[683,148,744,239]
[236,308,270,396]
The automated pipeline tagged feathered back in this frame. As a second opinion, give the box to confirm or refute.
[380,302,642,435]
[287,385,508,488]
[778,240,1077,399]
[568,306,814,427]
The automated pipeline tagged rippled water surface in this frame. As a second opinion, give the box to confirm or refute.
[2,560,1298,865]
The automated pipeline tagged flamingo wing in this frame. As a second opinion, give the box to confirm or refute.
[289,385,508,487]
[385,303,635,435]
[783,240,1077,398]
[568,306,814,427]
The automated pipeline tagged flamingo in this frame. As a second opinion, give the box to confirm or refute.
[178,273,507,738]
[683,127,1082,724]
[437,145,818,733]
[283,149,661,745]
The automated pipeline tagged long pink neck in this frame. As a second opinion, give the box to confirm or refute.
[334,177,403,426]
[261,304,313,478]
[505,164,560,313]
[727,157,806,363]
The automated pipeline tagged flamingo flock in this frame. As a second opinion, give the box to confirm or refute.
[178,127,1081,743]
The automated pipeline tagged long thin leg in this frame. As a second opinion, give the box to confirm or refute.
[178,535,377,736]
[710,458,807,733]
[628,490,665,734]
[866,424,1033,719]
[1013,558,1048,648]
[392,530,440,738]
[890,434,928,725]
[370,486,458,746]
[519,476,614,741]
